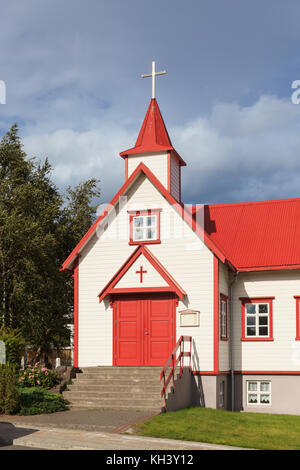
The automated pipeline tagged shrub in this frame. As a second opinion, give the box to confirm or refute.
[18,363,59,389]
[0,327,26,368]
[18,387,68,415]
[0,364,20,414]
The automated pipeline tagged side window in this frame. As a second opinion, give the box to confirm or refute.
[295,296,300,340]
[220,294,228,340]
[240,297,274,341]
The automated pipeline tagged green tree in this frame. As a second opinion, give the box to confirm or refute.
[0,124,100,363]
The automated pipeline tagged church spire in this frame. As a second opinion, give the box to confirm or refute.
[120,62,186,202]
[120,98,174,156]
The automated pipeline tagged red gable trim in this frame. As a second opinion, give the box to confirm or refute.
[98,245,187,302]
[61,162,227,271]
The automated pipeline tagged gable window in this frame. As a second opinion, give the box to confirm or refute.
[220,294,228,341]
[247,381,271,405]
[294,296,300,340]
[128,209,161,245]
[240,297,274,341]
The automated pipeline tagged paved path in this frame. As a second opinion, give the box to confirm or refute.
[0,408,157,434]
[0,409,250,451]
[1,423,246,450]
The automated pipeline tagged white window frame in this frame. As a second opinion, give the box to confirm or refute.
[246,380,271,406]
[245,302,270,338]
[220,297,228,340]
[132,214,158,242]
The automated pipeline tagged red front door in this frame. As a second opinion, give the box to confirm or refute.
[113,293,176,366]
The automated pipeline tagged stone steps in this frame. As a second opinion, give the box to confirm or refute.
[63,366,165,411]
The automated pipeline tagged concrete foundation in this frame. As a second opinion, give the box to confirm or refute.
[235,374,300,415]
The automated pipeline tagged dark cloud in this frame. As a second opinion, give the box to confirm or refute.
[1,0,300,204]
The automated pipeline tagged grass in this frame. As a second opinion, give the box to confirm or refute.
[136,406,300,450]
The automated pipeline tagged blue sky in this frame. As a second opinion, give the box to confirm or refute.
[1,0,300,204]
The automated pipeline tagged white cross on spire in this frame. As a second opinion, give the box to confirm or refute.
[141,61,166,99]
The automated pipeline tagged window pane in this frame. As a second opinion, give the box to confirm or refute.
[259,327,268,336]
[246,304,256,314]
[260,382,270,392]
[146,228,156,239]
[259,304,268,314]
[134,228,143,240]
[248,382,257,391]
[260,394,270,404]
[247,327,256,336]
[146,216,156,227]
[247,317,256,326]
[259,316,268,326]
[134,217,143,227]
[248,394,258,404]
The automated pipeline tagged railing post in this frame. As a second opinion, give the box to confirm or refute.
[172,353,175,392]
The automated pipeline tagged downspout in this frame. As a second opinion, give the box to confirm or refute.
[229,270,238,411]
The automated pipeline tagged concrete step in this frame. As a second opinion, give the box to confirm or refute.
[73,374,162,386]
[63,395,162,408]
[63,390,161,399]
[77,370,161,379]
[69,384,161,393]
[66,399,162,412]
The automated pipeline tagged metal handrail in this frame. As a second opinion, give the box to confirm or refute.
[160,336,192,410]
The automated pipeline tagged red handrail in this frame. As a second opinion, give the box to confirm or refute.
[160,336,192,410]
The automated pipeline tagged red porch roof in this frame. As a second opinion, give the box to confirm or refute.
[98,245,187,302]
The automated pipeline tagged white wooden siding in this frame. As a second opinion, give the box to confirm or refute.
[127,152,168,188]
[78,172,215,369]
[232,270,300,371]
[170,155,180,201]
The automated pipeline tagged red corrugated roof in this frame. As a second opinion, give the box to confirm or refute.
[196,198,300,270]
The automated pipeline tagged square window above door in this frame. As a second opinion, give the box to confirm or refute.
[128,209,162,245]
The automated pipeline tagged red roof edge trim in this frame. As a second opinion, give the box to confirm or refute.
[61,162,227,271]
[61,163,147,271]
[237,264,300,272]
[98,245,187,302]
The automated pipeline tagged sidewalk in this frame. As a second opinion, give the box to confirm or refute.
[0,423,247,450]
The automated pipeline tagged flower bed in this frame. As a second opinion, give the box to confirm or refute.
[18,363,59,389]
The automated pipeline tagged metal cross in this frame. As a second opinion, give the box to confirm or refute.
[141,61,166,99]
[136,266,147,283]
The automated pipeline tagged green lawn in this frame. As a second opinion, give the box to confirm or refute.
[136,407,300,450]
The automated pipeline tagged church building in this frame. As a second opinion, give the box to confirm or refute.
[62,64,300,415]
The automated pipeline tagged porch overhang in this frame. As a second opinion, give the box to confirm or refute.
[98,245,186,303]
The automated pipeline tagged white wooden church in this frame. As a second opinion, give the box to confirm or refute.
[62,63,300,415]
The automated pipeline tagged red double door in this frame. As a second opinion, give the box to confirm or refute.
[113,293,176,366]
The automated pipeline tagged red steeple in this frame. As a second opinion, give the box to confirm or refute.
[120,99,180,157]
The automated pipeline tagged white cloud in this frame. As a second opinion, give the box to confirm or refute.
[23,94,300,204]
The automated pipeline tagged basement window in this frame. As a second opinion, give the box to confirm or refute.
[247,381,271,405]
